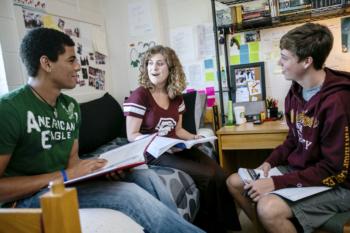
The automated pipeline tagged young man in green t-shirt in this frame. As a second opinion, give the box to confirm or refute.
[0,28,203,233]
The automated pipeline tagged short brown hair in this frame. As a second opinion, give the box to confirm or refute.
[280,23,333,70]
[138,45,186,99]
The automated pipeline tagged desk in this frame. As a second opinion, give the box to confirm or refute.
[216,120,288,170]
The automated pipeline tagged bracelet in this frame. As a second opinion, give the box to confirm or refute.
[60,169,68,182]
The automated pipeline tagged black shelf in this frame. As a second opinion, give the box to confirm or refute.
[215,0,256,5]
[211,0,350,124]
[217,4,350,32]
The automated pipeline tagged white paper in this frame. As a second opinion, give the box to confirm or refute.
[270,186,331,202]
[170,27,196,62]
[238,167,331,201]
[147,136,217,158]
[236,86,250,103]
[247,80,262,96]
[196,24,215,59]
[65,136,155,185]
[92,27,108,56]
[185,63,204,88]
[128,0,154,36]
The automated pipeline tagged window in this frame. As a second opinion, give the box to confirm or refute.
[0,43,8,96]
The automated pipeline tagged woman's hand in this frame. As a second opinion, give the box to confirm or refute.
[66,158,107,180]
[192,134,204,140]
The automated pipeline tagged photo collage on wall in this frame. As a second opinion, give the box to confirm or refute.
[21,8,107,91]
[235,67,262,102]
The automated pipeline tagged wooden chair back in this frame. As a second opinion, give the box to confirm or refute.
[0,181,82,233]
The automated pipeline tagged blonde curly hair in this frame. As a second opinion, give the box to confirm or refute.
[138,45,186,99]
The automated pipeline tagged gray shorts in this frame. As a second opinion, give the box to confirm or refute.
[276,166,350,233]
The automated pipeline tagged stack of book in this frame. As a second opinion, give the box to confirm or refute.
[216,7,233,26]
[269,0,280,18]
[241,0,271,26]
[312,0,345,9]
[312,0,346,16]
[278,0,312,16]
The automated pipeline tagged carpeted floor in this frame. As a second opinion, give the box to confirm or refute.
[232,209,258,233]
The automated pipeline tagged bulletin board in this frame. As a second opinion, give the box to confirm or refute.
[13,4,109,98]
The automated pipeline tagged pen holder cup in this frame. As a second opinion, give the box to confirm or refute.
[267,107,278,118]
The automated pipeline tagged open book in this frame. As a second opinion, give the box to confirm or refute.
[65,135,154,185]
[238,167,332,201]
[146,135,217,158]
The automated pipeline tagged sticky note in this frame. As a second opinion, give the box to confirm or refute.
[204,59,214,69]
[240,44,249,64]
[205,72,215,81]
[250,53,259,62]
[248,42,260,53]
[230,55,240,65]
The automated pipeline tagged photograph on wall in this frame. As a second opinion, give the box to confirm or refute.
[235,68,256,86]
[22,9,43,28]
[341,17,350,53]
[81,68,88,80]
[80,56,89,66]
[244,30,261,43]
[88,67,105,90]
[247,80,261,96]
[94,52,106,65]
[14,0,46,10]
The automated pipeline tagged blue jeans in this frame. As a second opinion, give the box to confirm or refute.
[15,169,204,233]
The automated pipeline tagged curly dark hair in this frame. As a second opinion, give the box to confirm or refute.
[20,28,75,77]
[138,45,186,99]
[280,23,333,70]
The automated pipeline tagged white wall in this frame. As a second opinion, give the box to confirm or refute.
[101,0,167,102]
[0,0,24,92]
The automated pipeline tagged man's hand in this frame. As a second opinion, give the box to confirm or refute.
[66,159,107,180]
[244,178,275,202]
[257,162,272,177]
[105,168,133,181]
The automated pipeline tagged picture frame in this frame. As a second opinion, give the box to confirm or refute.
[229,62,266,103]
[229,62,266,116]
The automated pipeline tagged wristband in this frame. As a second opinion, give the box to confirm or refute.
[60,169,68,182]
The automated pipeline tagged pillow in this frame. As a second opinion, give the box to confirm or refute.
[182,92,197,134]
[151,166,200,222]
[195,92,207,129]
[79,93,126,155]
[182,92,207,134]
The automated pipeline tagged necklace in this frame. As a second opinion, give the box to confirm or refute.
[28,85,58,118]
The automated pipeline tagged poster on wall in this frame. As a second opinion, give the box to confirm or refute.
[129,41,157,68]
[20,8,107,91]
[128,0,154,37]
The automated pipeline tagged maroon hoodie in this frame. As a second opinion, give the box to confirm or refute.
[266,68,350,190]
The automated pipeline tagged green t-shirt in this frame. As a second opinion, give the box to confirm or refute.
[0,85,81,177]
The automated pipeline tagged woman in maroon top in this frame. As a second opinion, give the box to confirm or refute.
[124,45,241,233]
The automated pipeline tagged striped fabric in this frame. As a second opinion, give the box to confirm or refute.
[123,103,146,116]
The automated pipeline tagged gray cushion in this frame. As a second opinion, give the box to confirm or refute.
[151,165,200,222]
